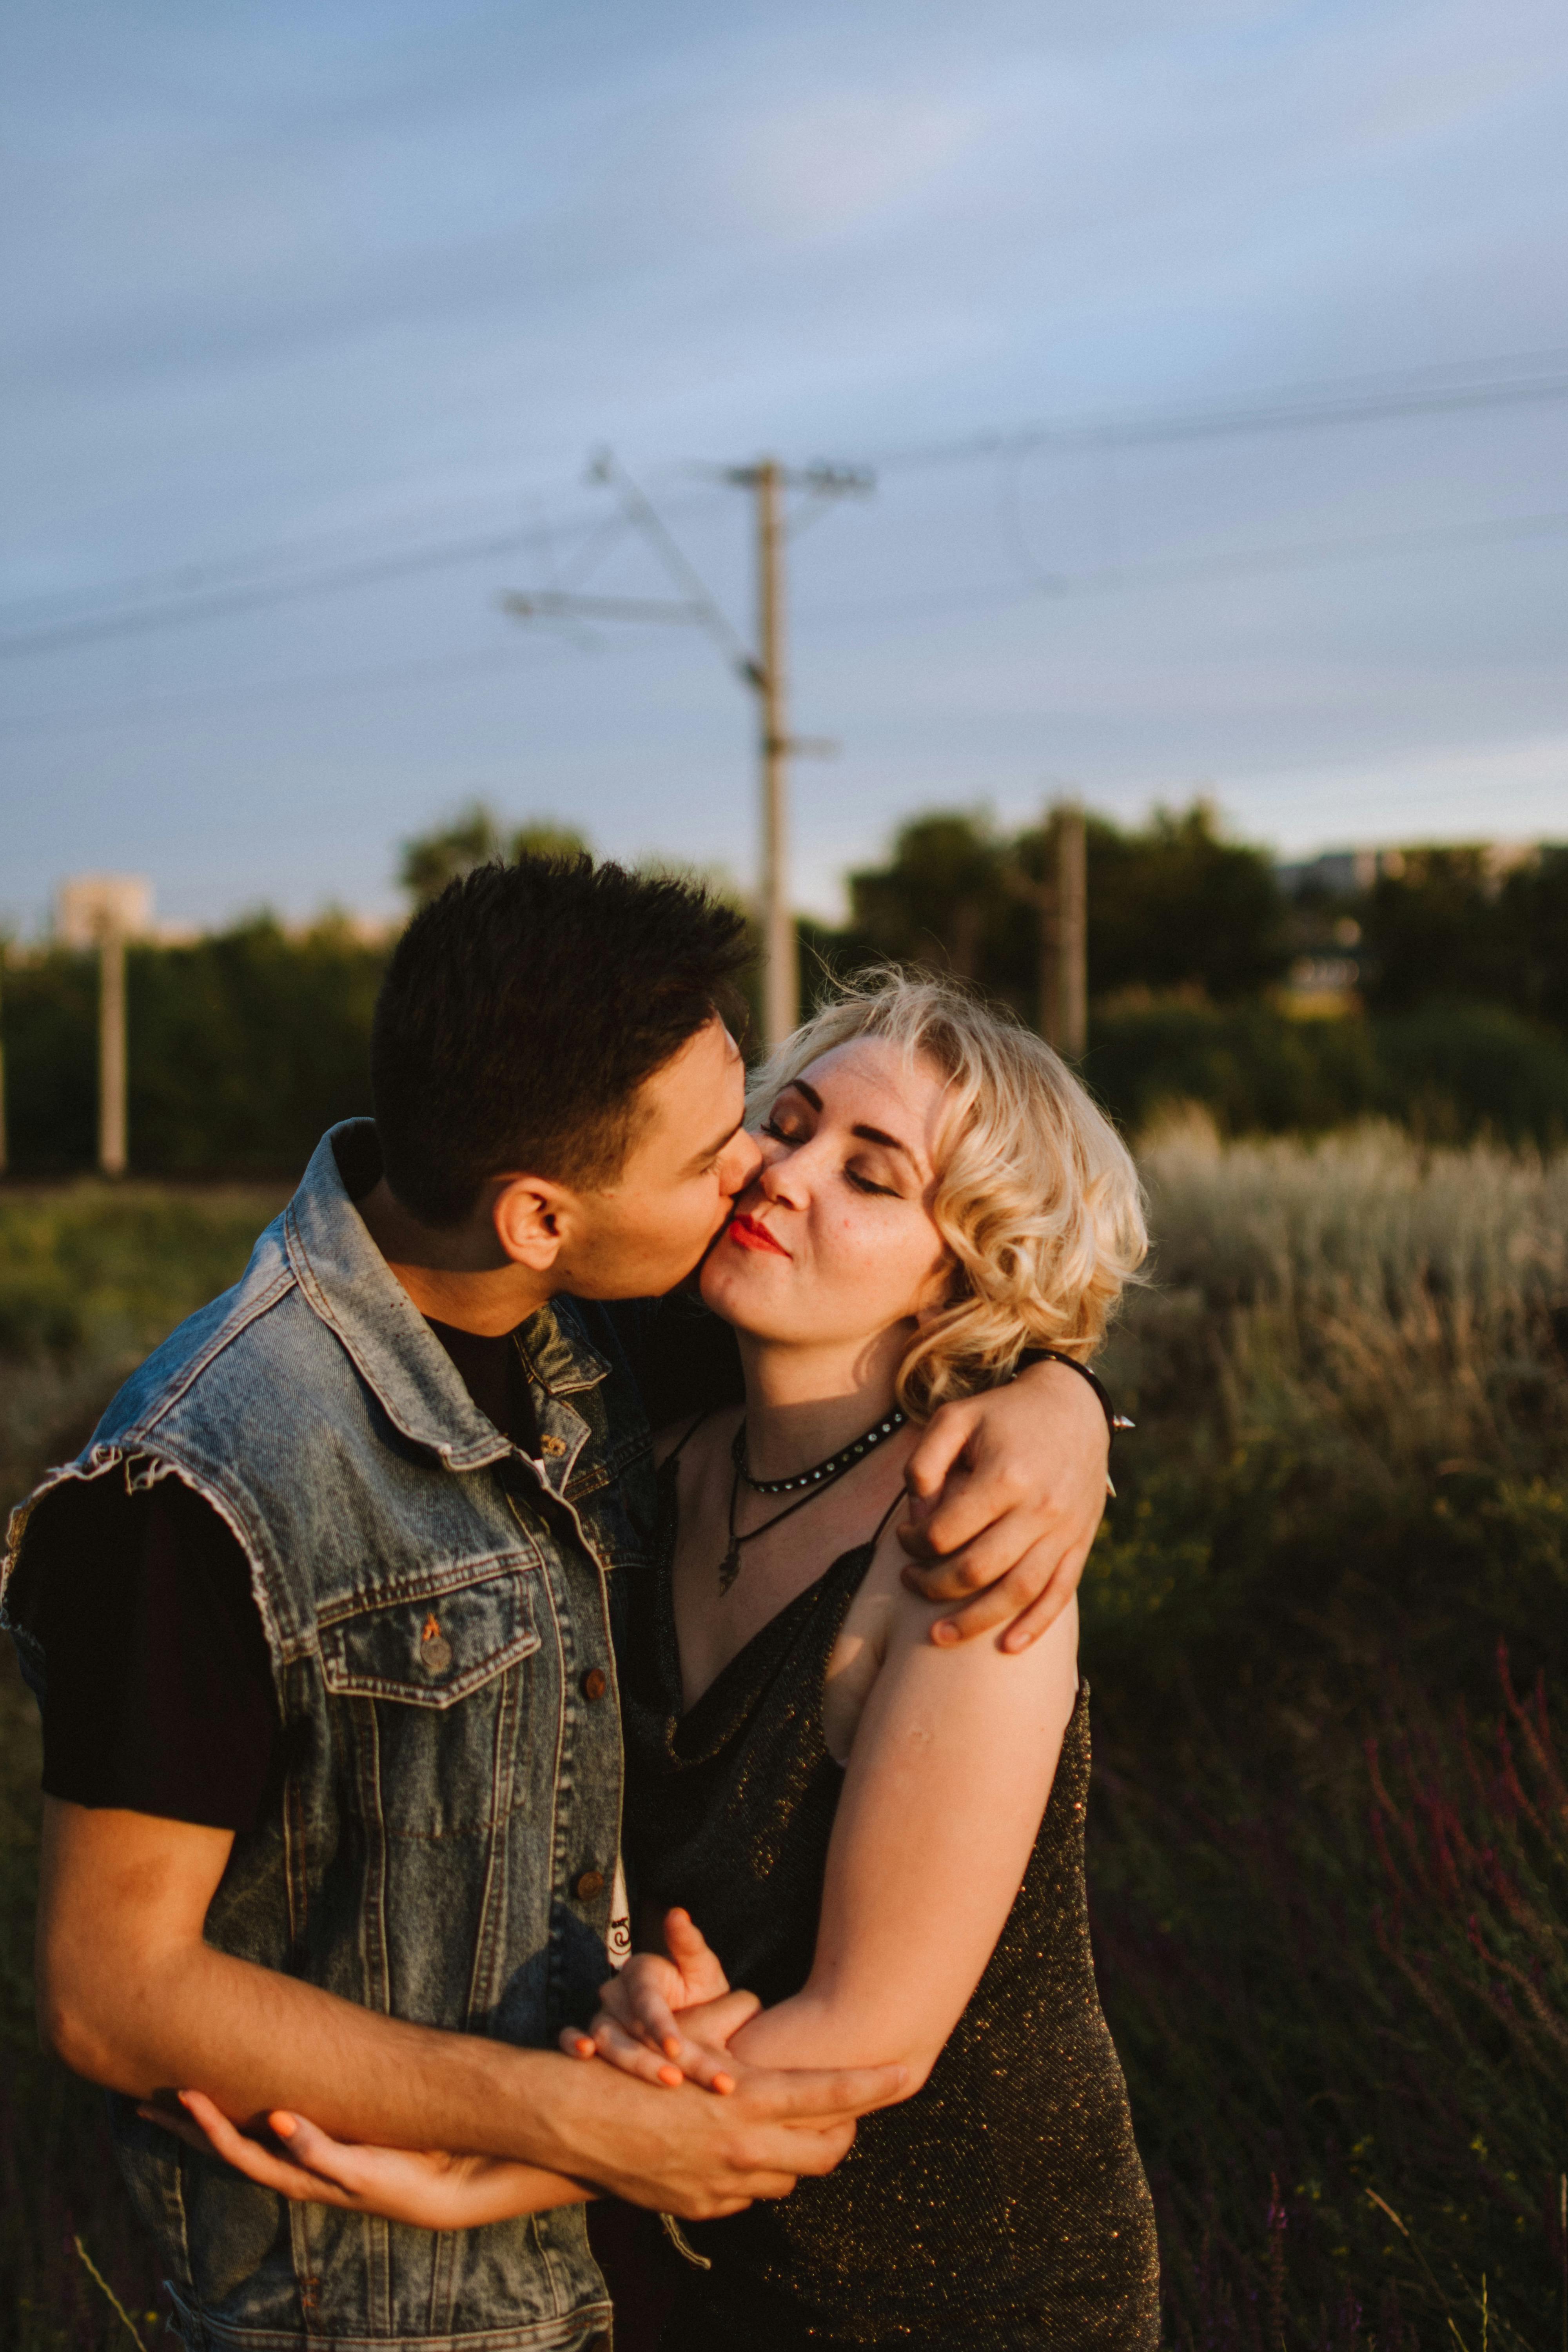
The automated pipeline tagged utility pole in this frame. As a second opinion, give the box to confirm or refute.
[1054,801,1087,1060]
[501,450,871,1053]
[1009,800,1089,1059]
[56,874,149,1177]
[98,919,128,1176]
[747,459,793,1041]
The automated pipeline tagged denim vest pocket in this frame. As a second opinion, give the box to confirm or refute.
[320,1563,541,1709]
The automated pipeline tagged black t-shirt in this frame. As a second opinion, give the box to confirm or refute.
[18,1294,740,1833]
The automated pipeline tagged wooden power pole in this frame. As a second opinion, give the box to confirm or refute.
[502,451,871,1056]
[1053,801,1087,1060]
[753,459,795,1047]
[98,921,128,1176]
[56,874,147,1177]
[1013,800,1089,1059]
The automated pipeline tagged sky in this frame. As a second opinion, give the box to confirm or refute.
[3,0,1566,931]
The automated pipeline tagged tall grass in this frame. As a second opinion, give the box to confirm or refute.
[1089,1117,1568,2347]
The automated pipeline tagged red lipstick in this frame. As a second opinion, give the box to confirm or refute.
[727,1212,791,1258]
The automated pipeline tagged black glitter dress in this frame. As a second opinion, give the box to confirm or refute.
[615,1457,1161,2352]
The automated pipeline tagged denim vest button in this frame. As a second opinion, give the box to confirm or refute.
[580,1667,608,1702]
[573,1868,605,1902]
[541,1433,568,1456]
[420,1616,453,1676]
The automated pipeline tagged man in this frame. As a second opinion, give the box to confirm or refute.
[2,856,1112,2352]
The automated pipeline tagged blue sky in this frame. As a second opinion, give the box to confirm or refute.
[4,0,1566,929]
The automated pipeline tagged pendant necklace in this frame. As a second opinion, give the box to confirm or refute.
[718,1406,907,1595]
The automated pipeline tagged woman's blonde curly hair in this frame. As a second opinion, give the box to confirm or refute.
[746,969,1147,1417]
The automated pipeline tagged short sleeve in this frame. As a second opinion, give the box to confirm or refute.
[13,1473,281,1832]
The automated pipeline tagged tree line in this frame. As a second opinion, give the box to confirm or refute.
[4,801,1565,1178]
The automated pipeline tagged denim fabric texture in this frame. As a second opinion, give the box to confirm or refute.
[2,1122,653,2352]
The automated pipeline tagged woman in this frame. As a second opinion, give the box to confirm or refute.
[168,973,1159,2349]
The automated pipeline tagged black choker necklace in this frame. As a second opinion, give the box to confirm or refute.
[731,1406,907,1497]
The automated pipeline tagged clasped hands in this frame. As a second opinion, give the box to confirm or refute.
[137,1909,815,2227]
[561,1907,753,2098]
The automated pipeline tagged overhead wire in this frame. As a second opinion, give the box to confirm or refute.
[9,505,1565,748]
[2,347,1565,704]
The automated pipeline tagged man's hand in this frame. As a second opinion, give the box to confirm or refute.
[898,1359,1110,1651]
[38,1801,900,2222]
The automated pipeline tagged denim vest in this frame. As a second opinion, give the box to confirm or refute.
[2,1123,654,2352]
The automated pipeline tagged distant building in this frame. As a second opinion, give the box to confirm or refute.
[1276,849,1399,898]
[55,873,155,948]
[1276,842,1547,900]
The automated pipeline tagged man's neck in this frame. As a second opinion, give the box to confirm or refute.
[735,1327,911,1483]
[356,1178,557,1338]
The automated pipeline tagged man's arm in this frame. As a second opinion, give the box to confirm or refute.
[36,1798,902,2219]
[613,1298,1117,1652]
[897,1357,1112,1650]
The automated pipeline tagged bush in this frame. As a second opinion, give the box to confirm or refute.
[1375,1000,1568,1147]
[1082,996,1568,1149]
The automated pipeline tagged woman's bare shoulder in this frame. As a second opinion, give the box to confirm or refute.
[824,1521,1079,1764]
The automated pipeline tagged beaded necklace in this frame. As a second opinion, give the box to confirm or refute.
[730,1406,907,1495]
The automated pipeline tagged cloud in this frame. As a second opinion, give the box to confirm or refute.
[724,91,984,240]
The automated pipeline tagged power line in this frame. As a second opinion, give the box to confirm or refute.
[0,468,712,629]
[0,519,626,660]
[4,348,1564,660]
[870,348,1568,469]
[7,504,1566,747]
[0,485,724,657]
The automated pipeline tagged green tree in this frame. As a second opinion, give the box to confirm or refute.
[1358,848,1518,1014]
[1074,801,1289,1003]
[839,799,1289,1010]
[846,812,1007,980]
[398,804,590,907]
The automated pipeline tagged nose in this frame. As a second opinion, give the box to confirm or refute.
[757,1138,810,1208]
[723,1129,764,1196]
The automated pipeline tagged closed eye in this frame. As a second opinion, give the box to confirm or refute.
[760,1117,804,1145]
[846,1167,900,1198]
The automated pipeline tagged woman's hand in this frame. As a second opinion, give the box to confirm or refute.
[138,2091,587,2228]
[559,1908,759,2093]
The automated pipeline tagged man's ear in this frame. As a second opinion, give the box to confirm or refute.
[492,1176,576,1274]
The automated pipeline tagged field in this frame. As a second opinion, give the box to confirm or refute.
[2,1140,1566,2349]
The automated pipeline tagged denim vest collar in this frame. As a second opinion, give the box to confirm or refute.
[285,1121,610,1477]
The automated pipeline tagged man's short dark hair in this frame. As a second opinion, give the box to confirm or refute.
[372,853,751,1226]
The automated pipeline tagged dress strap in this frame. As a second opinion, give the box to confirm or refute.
[663,1409,712,1468]
[866,1486,907,1553]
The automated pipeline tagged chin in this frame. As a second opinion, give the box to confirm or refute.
[699,1248,777,1331]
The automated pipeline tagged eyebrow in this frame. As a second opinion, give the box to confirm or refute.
[851,1122,914,1161]
[779,1081,915,1165]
